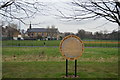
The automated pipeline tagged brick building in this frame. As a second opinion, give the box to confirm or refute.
[26,24,60,40]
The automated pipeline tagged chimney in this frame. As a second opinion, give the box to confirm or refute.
[29,22,32,29]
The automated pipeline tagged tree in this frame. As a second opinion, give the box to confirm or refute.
[76,29,85,39]
[6,23,20,37]
[0,21,5,38]
[8,23,18,29]
[110,30,119,40]
[0,21,4,27]
[58,0,120,26]
[0,0,48,24]
[47,25,58,39]
[94,31,103,40]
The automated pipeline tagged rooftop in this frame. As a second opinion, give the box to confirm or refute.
[27,28,47,32]
[27,28,59,33]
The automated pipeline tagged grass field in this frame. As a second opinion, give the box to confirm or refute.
[2,47,118,62]
[3,61,118,78]
[2,47,118,78]
[2,40,119,47]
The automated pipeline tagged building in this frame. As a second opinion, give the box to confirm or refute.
[26,24,60,40]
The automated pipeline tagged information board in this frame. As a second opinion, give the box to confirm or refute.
[59,35,84,60]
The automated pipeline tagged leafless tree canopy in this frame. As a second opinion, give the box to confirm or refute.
[0,0,47,24]
[58,0,120,26]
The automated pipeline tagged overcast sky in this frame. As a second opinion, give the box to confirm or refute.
[1,0,119,33]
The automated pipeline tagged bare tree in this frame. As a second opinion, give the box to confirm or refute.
[8,23,18,29]
[0,21,4,38]
[0,21,4,27]
[0,0,48,24]
[58,0,120,26]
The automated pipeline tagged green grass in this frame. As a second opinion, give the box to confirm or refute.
[2,40,119,47]
[2,61,118,78]
[84,43,119,47]
[2,47,118,78]
[2,47,118,62]
[2,40,60,46]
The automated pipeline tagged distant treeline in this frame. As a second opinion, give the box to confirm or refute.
[64,29,120,40]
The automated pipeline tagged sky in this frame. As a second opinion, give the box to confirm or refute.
[1,0,119,34]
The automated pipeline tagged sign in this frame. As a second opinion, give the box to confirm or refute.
[59,35,84,60]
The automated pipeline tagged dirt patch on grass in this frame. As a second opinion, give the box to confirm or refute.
[3,55,118,62]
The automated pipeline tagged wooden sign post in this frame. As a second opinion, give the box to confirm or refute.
[59,35,84,77]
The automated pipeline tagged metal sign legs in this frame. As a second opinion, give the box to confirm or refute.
[75,60,77,77]
[66,59,68,77]
[66,59,77,77]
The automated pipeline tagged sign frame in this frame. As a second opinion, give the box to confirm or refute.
[59,35,84,60]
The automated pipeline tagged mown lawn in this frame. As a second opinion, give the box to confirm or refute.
[2,40,119,47]
[2,47,118,62]
[2,61,118,78]
[2,47,118,78]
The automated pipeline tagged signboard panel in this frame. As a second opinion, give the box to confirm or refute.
[59,35,84,60]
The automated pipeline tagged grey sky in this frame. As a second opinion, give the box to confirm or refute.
[1,0,119,33]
